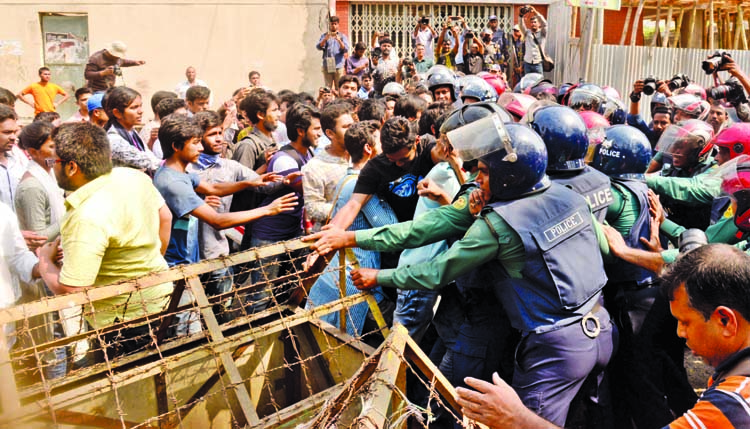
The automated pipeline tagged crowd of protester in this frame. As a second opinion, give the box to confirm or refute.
[4,7,750,429]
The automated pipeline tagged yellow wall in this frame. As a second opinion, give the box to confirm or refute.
[1,0,331,119]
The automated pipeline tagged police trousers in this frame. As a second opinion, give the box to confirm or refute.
[513,306,614,427]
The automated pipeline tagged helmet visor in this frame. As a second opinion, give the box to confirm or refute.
[568,89,603,111]
[717,154,750,196]
[446,113,512,161]
[654,124,705,156]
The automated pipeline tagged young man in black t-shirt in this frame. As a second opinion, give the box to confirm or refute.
[329,116,444,228]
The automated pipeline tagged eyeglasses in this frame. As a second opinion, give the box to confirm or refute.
[44,157,63,169]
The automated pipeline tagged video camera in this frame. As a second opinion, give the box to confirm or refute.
[702,51,732,75]
[466,30,475,39]
[520,5,533,16]
[708,77,748,104]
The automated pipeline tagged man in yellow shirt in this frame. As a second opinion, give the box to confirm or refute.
[17,67,69,115]
[37,122,173,359]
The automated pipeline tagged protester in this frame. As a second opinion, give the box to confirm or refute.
[36,122,172,358]
[87,93,108,127]
[65,87,92,123]
[185,85,211,115]
[104,86,161,173]
[507,25,525,87]
[302,102,353,231]
[85,41,145,91]
[0,105,25,209]
[175,66,209,100]
[17,67,70,115]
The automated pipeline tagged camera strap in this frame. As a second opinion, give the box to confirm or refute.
[531,33,548,62]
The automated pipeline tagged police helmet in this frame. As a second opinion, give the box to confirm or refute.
[568,84,607,114]
[591,125,652,180]
[427,68,457,102]
[440,102,513,136]
[459,76,498,102]
[382,82,406,97]
[526,105,589,171]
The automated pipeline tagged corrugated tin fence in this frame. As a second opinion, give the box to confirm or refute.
[578,45,750,118]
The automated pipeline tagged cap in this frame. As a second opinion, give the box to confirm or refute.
[489,15,498,21]
[513,24,521,31]
[87,93,104,111]
[489,64,502,72]
[107,41,127,58]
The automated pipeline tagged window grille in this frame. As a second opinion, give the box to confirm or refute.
[349,2,514,58]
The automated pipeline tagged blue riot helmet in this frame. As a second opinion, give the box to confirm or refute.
[558,82,576,105]
[460,76,498,103]
[427,68,458,102]
[525,104,589,171]
[440,102,513,136]
[591,125,652,180]
[568,84,607,114]
[447,113,548,200]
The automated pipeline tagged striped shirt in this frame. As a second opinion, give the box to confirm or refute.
[668,348,750,429]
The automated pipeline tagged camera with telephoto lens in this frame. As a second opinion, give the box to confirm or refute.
[371,47,382,59]
[113,64,122,77]
[402,57,413,67]
[668,74,690,91]
[421,17,430,25]
[642,75,658,95]
[708,77,748,104]
[466,30,475,39]
[520,5,533,16]
[702,51,732,75]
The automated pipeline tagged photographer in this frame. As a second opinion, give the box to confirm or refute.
[397,56,421,87]
[708,54,750,123]
[369,36,399,96]
[628,78,674,149]
[317,16,351,90]
[436,18,460,71]
[480,29,503,72]
[412,16,437,59]
[462,31,486,75]
[85,41,145,91]
[519,6,548,75]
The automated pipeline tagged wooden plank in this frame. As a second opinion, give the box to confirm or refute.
[155,279,185,345]
[359,325,409,427]
[403,329,462,414]
[9,295,370,425]
[709,0,715,51]
[187,276,260,426]
[364,293,390,338]
[294,324,336,391]
[688,1,697,48]
[36,410,144,429]
[662,4,673,47]
[673,8,685,47]
[652,0,662,47]
[741,6,748,49]
[0,239,314,324]
[631,0,647,46]
[154,373,170,429]
[338,249,347,334]
[0,330,21,418]
[253,383,344,428]
[620,6,633,45]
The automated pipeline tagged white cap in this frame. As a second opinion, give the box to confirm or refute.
[107,41,127,58]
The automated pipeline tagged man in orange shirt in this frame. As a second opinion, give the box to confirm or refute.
[17,67,69,115]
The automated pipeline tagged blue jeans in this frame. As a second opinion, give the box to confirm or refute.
[393,288,440,343]
[524,61,543,75]
[243,236,305,313]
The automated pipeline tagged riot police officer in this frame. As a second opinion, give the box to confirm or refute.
[350,113,614,427]
[590,125,697,429]
[526,104,614,222]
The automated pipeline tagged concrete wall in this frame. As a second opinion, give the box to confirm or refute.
[0,0,330,119]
